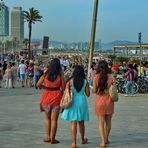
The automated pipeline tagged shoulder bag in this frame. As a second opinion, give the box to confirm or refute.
[109,82,119,102]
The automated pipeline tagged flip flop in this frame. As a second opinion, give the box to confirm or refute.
[81,138,88,144]
[99,144,106,148]
[71,143,78,148]
[43,137,51,143]
[51,139,60,144]
[106,140,110,144]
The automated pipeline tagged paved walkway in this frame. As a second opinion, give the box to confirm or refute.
[0,87,148,148]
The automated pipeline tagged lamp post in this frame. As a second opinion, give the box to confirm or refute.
[88,0,99,75]
[138,32,142,76]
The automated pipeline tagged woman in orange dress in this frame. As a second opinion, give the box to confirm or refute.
[37,58,65,144]
[93,61,114,148]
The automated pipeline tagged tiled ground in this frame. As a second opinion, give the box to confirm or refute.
[0,87,148,148]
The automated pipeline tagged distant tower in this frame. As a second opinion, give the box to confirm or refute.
[11,7,24,41]
[0,0,9,36]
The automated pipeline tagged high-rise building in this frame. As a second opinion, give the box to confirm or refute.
[0,1,9,36]
[11,7,24,41]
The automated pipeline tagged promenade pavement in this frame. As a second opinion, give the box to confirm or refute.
[0,87,148,148]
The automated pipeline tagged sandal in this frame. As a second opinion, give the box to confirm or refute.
[99,144,106,148]
[81,138,88,144]
[43,137,51,143]
[106,140,110,144]
[51,139,60,144]
[71,143,77,148]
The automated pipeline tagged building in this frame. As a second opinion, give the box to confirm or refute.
[0,1,9,37]
[11,7,24,41]
[113,43,148,59]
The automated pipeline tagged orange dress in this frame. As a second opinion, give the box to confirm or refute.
[40,75,63,113]
[94,74,114,115]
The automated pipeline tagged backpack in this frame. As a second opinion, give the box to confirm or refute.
[28,68,34,76]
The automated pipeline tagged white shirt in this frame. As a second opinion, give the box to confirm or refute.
[62,60,69,67]
[60,59,63,65]
[19,64,27,75]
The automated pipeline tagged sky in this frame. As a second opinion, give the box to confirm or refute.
[3,0,148,43]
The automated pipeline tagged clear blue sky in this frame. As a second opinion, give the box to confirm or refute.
[4,0,148,43]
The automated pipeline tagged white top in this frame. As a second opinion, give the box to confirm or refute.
[62,59,69,67]
[19,64,27,75]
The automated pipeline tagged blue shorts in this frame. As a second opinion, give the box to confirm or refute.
[20,74,25,81]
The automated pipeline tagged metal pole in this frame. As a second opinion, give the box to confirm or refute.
[140,43,142,76]
[88,0,99,75]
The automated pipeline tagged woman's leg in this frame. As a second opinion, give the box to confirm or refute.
[50,111,59,144]
[44,112,51,142]
[71,121,77,146]
[105,115,112,144]
[78,121,88,144]
[98,115,106,146]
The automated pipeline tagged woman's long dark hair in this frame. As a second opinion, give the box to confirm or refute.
[96,61,108,94]
[46,58,61,82]
[72,65,86,93]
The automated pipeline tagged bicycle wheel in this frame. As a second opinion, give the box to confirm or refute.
[134,83,139,94]
[140,83,148,93]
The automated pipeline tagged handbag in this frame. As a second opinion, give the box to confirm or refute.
[109,82,119,102]
[60,83,72,109]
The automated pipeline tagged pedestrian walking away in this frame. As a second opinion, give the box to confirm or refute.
[61,65,90,148]
[37,58,66,144]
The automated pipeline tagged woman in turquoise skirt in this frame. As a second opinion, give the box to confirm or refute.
[61,65,90,148]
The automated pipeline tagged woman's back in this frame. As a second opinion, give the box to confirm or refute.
[61,79,89,121]
[40,75,63,106]
[44,75,61,88]
[72,79,86,96]
[94,74,114,115]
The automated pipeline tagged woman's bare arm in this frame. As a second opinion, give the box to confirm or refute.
[61,75,66,90]
[85,82,90,97]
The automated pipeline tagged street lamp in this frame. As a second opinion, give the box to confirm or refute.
[88,0,99,75]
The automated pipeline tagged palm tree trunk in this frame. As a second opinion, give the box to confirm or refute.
[28,22,32,60]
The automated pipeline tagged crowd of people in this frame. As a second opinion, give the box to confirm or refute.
[0,54,148,147]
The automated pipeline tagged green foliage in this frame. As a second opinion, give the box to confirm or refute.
[23,38,29,48]
[24,7,43,59]
[108,55,116,61]
[116,56,129,63]
[24,7,43,24]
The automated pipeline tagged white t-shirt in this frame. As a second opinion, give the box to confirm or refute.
[60,59,63,65]
[19,64,27,75]
[62,60,69,67]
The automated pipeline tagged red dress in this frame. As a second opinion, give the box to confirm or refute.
[40,75,63,113]
[94,74,114,115]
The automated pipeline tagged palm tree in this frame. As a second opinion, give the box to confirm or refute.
[24,7,43,59]
[23,38,29,48]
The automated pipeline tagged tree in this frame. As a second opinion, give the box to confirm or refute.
[24,7,43,59]
[108,55,116,61]
[23,38,29,48]
[116,56,129,64]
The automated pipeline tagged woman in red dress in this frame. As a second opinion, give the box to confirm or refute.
[37,58,65,144]
[93,61,114,148]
